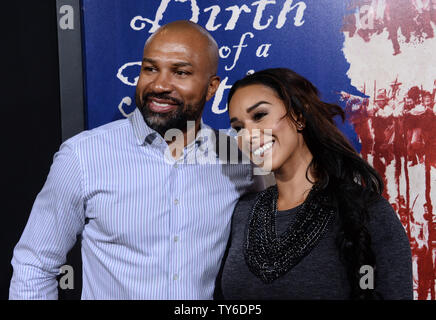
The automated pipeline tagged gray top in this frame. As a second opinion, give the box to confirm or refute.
[219,192,413,300]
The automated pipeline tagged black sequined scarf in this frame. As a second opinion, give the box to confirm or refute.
[244,184,336,283]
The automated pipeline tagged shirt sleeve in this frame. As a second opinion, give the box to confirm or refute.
[368,198,413,300]
[9,142,85,300]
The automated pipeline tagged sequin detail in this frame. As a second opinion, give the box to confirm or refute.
[244,185,336,283]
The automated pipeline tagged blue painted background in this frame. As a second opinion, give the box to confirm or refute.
[81,0,362,151]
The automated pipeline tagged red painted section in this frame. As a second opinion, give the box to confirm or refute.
[342,0,436,299]
[343,83,436,299]
[343,0,436,55]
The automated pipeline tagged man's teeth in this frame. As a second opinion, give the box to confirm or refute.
[253,141,274,156]
[154,101,171,107]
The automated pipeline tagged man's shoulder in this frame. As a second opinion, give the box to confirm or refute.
[64,118,131,149]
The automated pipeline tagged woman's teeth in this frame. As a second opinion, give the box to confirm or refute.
[253,141,274,157]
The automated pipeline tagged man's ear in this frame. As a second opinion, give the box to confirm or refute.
[206,75,221,102]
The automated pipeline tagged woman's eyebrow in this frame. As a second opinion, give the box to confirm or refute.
[246,101,271,113]
[230,101,271,123]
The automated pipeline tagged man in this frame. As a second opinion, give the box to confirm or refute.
[340,91,374,160]
[371,89,396,198]
[403,87,426,166]
[9,21,259,299]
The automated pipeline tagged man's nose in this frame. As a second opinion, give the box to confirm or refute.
[150,71,172,93]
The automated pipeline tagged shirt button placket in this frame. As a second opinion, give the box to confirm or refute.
[170,163,181,297]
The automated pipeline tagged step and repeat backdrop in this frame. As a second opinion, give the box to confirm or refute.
[78,0,436,299]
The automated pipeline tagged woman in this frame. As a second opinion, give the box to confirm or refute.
[218,68,413,300]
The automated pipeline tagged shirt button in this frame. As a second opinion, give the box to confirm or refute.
[173,274,179,281]
[174,199,179,205]
[174,236,179,242]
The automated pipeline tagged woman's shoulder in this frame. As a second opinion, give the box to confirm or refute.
[366,195,409,244]
[233,186,278,222]
[230,191,259,229]
[367,195,399,224]
[234,191,258,214]
[365,196,413,299]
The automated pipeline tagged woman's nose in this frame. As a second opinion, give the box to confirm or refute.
[237,127,262,152]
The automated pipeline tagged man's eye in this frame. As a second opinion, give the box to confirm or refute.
[143,66,156,72]
[253,112,267,121]
[175,70,190,76]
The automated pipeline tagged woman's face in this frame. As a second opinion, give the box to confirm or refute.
[228,84,306,173]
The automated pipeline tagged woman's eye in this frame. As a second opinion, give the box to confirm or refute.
[253,112,267,121]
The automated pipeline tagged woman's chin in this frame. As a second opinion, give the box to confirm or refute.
[254,159,277,174]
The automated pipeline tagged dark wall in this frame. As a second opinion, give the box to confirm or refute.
[1,1,62,299]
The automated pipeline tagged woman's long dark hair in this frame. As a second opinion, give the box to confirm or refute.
[228,68,384,299]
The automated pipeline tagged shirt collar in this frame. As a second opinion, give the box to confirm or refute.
[129,107,212,148]
[129,108,156,146]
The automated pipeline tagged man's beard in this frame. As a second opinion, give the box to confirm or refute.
[136,92,206,137]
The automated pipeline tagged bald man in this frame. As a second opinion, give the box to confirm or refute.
[9,21,258,300]
[135,21,220,159]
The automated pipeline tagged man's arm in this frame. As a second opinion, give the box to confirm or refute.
[9,142,85,299]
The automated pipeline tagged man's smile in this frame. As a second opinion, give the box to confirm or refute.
[148,97,180,113]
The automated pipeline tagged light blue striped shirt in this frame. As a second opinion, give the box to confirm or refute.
[9,108,256,300]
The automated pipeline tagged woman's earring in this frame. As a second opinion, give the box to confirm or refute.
[296,122,304,131]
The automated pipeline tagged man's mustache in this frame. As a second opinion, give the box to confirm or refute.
[141,93,183,107]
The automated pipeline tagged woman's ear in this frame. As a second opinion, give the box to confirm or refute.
[289,112,305,132]
[296,121,305,131]
[290,96,307,130]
